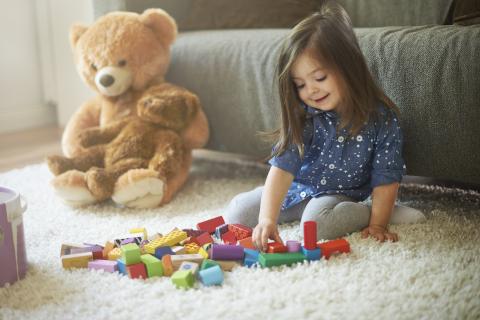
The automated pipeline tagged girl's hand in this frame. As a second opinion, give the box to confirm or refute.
[252,219,283,252]
[361,224,398,242]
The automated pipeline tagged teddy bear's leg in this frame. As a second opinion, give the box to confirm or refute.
[50,170,98,206]
[47,146,105,176]
[112,169,166,208]
[159,151,193,205]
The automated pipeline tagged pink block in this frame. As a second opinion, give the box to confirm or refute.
[286,240,301,252]
[88,259,118,273]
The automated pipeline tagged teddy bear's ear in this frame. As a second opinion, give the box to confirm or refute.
[69,24,89,50]
[139,8,178,47]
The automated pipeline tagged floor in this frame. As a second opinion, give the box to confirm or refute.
[0,125,63,173]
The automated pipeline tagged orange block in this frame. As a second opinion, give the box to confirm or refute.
[238,236,255,250]
[162,254,174,276]
[267,242,287,253]
[317,238,350,259]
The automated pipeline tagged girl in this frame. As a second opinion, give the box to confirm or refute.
[224,1,425,252]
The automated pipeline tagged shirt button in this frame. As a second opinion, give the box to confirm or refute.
[321,179,327,185]
[356,135,363,142]
[328,164,335,169]
[337,136,345,143]
[300,191,307,198]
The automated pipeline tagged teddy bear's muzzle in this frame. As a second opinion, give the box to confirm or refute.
[95,66,133,97]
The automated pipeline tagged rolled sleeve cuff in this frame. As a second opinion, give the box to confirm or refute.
[268,155,302,176]
[370,169,404,188]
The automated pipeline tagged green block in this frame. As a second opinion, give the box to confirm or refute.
[171,270,195,289]
[201,259,220,270]
[258,252,306,268]
[120,243,141,265]
[140,254,163,278]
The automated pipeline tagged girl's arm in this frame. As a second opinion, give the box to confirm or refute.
[361,182,399,242]
[252,166,294,251]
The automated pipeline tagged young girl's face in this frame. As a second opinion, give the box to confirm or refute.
[291,52,342,112]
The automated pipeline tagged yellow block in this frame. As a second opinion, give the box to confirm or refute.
[144,230,188,254]
[184,243,200,254]
[103,241,115,259]
[61,252,92,269]
[130,227,148,240]
[108,247,122,260]
[198,247,209,259]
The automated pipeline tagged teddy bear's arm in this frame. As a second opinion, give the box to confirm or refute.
[77,118,131,148]
[62,98,102,157]
[181,106,209,149]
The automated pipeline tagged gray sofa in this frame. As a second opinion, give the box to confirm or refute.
[94,0,480,186]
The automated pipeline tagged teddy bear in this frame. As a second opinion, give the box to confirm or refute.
[46,9,209,208]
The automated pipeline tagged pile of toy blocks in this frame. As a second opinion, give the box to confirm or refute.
[60,216,351,289]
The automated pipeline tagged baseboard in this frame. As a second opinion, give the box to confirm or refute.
[0,103,57,134]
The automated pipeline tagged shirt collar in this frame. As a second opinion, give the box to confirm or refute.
[302,103,337,119]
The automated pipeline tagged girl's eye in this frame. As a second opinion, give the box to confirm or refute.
[90,63,97,71]
[316,76,327,82]
[118,59,127,67]
[295,84,305,89]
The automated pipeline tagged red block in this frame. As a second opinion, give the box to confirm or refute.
[303,221,317,250]
[317,239,351,260]
[267,242,288,253]
[127,263,147,279]
[228,224,253,240]
[221,230,237,245]
[197,216,226,234]
[238,236,255,250]
[193,232,214,246]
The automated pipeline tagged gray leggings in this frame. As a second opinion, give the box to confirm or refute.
[224,186,424,240]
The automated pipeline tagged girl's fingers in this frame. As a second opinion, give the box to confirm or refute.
[261,229,269,252]
[361,228,369,238]
[273,231,283,244]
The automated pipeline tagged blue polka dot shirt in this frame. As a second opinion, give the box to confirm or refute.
[269,103,406,210]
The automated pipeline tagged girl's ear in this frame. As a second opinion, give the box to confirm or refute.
[140,8,178,47]
[69,24,88,50]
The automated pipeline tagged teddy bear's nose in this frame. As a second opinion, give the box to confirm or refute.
[99,74,115,87]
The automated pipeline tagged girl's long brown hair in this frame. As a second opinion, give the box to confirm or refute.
[267,0,398,159]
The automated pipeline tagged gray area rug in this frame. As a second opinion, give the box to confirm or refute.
[0,155,479,320]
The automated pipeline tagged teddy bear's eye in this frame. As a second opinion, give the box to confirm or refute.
[118,60,127,67]
[90,63,97,71]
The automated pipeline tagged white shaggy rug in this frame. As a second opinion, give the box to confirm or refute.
[0,154,479,320]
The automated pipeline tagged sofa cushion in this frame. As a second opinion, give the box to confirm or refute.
[453,0,480,25]
[166,26,480,184]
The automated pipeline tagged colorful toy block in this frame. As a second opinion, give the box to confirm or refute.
[258,252,305,268]
[182,229,206,238]
[117,259,127,275]
[303,221,317,250]
[193,232,214,246]
[143,229,187,254]
[129,227,147,240]
[201,259,220,270]
[126,263,147,279]
[228,224,252,240]
[184,243,200,254]
[197,247,209,259]
[286,240,301,252]
[88,259,118,273]
[215,224,229,239]
[221,230,237,245]
[243,248,260,267]
[107,248,122,261]
[162,254,174,276]
[102,241,115,259]
[199,265,224,286]
[171,246,186,255]
[60,243,87,256]
[114,233,144,247]
[267,242,288,253]
[171,270,195,289]
[238,236,255,250]
[154,246,174,259]
[61,252,93,269]
[120,243,141,265]
[171,253,204,270]
[301,246,321,261]
[140,254,163,278]
[70,245,104,259]
[179,261,199,275]
[196,216,225,234]
[210,244,244,260]
[317,239,351,259]
[215,260,241,271]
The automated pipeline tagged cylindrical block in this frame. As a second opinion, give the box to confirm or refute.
[199,265,224,286]
[286,240,301,252]
[303,221,317,250]
[210,244,244,260]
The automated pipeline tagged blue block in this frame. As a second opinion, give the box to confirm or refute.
[198,265,224,286]
[154,246,174,259]
[244,258,259,268]
[117,259,128,275]
[301,247,322,261]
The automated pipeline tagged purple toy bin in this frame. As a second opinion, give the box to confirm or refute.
[0,186,28,287]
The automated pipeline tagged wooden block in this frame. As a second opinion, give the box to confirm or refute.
[301,247,321,261]
[88,259,118,273]
[162,254,174,277]
[144,229,187,254]
[238,236,256,250]
[171,254,204,270]
[210,244,244,260]
[114,233,144,247]
[215,260,241,272]
[258,252,305,268]
[267,242,288,253]
[129,227,147,240]
[184,243,200,254]
[61,252,93,269]
[107,248,122,261]
[171,270,195,289]
[196,216,225,234]
[317,238,351,259]
[171,246,186,255]
[303,221,317,250]
[154,246,174,259]
[221,230,237,245]
[60,243,87,256]
[179,261,199,275]
[201,259,220,270]
[126,263,147,279]
[102,241,115,259]
[120,243,141,265]
[197,247,209,259]
[193,232,214,246]
[228,224,252,240]
[198,265,224,286]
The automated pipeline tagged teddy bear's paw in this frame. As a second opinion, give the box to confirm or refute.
[112,169,165,208]
[46,155,75,176]
[51,170,97,206]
